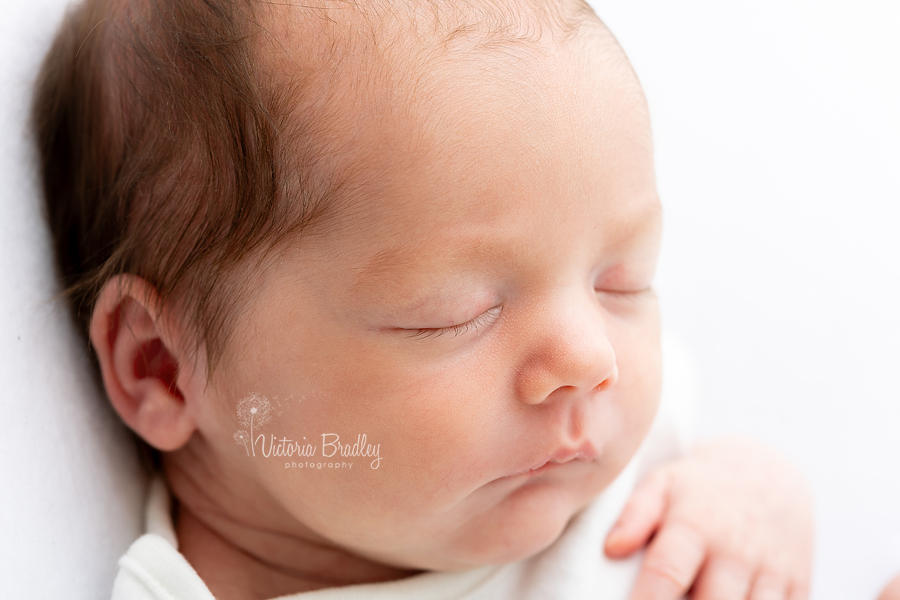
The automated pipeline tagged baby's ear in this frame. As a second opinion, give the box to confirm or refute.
[90,275,199,451]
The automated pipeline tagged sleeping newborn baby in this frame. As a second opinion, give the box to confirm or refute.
[33,0,813,598]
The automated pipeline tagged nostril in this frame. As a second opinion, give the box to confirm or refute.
[594,364,618,392]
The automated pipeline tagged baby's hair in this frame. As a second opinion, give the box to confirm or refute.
[33,0,327,373]
[32,0,611,466]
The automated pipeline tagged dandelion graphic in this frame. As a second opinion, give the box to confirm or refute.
[234,393,273,457]
[233,430,251,456]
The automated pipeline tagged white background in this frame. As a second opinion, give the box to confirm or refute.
[590,1,900,598]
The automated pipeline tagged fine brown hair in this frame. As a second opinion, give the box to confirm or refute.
[32,0,345,472]
[32,0,333,374]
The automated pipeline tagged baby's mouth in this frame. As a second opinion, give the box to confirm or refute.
[509,441,598,477]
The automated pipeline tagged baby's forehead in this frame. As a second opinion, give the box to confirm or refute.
[264,0,598,49]
[255,0,642,184]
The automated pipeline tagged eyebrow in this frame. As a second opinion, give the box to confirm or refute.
[348,195,663,294]
[348,231,526,292]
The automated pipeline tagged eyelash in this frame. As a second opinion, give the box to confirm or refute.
[596,287,655,303]
[403,306,503,340]
[399,286,650,340]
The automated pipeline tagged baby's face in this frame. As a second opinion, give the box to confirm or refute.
[194,30,661,570]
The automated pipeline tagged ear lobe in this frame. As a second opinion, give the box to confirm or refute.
[90,275,198,452]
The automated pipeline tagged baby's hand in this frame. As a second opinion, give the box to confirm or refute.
[604,438,813,600]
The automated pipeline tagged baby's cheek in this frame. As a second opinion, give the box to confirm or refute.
[613,315,661,432]
[275,401,495,533]
[272,441,486,559]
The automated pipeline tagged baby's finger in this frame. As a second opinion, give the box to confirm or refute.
[605,470,670,558]
[628,521,705,600]
[748,572,788,600]
[691,558,752,600]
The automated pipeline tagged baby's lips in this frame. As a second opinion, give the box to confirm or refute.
[511,440,599,477]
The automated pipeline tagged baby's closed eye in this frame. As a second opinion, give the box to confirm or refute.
[397,305,503,340]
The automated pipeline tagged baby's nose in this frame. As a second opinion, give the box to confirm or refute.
[514,294,618,406]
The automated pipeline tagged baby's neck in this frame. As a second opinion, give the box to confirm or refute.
[165,461,420,599]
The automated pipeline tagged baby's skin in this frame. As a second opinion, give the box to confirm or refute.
[86,1,813,598]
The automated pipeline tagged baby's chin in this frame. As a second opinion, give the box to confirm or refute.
[405,473,602,571]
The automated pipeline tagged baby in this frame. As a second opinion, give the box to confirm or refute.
[33,0,813,598]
